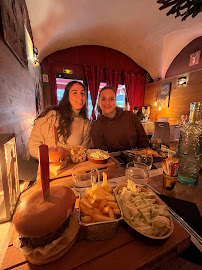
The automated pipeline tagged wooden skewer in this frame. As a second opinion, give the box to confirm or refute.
[52,126,58,147]
[39,144,50,199]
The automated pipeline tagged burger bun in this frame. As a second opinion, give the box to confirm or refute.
[49,146,69,165]
[49,146,69,176]
[23,209,79,265]
[26,233,77,265]
[13,186,79,265]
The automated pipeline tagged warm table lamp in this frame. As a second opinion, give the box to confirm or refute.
[0,133,20,223]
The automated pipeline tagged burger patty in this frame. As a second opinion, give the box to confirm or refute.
[50,157,66,164]
[19,216,70,249]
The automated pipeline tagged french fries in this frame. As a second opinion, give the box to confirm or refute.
[102,206,109,214]
[92,214,113,222]
[98,199,106,211]
[106,201,119,209]
[81,215,92,223]
[79,172,121,224]
[113,208,121,215]
[108,207,115,219]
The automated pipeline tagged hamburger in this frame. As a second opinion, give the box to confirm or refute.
[13,186,79,265]
[48,146,69,177]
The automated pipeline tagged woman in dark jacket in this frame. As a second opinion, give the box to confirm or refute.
[91,86,149,152]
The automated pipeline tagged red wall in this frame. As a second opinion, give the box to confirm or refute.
[41,45,145,106]
[42,45,145,75]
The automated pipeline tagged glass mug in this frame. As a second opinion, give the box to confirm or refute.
[72,165,100,193]
[125,162,149,185]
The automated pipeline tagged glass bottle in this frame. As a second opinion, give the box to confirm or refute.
[177,102,202,186]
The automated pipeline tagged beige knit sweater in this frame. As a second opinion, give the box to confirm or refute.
[28,110,91,159]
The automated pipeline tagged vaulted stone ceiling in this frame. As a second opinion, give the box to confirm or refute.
[25,0,202,80]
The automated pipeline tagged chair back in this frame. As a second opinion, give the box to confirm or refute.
[158,117,169,122]
[152,122,170,147]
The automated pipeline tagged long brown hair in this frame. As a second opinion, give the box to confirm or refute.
[35,81,88,143]
[97,86,116,114]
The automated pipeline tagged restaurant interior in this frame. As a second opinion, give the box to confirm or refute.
[0,0,202,269]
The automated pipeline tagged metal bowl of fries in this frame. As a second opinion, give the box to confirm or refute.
[87,149,110,164]
[78,172,123,241]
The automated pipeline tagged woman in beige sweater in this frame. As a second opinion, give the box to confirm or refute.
[28,81,91,159]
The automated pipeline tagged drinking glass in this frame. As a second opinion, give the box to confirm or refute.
[125,162,149,185]
[184,115,188,124]
[133,154,153,170]
[72,165,99,193]
[181,115,186,125]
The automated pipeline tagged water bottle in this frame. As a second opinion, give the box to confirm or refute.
[177,102,202,186]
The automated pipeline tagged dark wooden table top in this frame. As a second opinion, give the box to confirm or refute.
[107,161,202,216]
[1,157,202,270]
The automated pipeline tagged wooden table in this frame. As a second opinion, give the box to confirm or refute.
[1,220,190,270]
[1,159,202,270]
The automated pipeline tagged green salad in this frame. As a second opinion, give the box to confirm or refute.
[117,180,171,237]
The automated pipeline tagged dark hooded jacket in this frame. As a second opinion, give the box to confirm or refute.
[91,107,149,152]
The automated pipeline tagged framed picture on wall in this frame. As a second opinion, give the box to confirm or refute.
[189,50,201,67]
[160,83,171,108]
[0,0,29,68]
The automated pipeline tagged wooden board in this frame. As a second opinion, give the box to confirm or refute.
[37,158,116,183]
[1,219,190,270]
[55,158,116,177]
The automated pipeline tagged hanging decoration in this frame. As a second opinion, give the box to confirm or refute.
[157,0,202,21]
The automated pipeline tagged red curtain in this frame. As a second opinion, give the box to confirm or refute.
[48,58,57,105]
[85,66,103,119]
[106,69,120,91]
[124,72,145,110]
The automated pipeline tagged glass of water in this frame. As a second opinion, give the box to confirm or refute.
[72,165,100,193]
[125,162,149,185]
[133,154,153,170]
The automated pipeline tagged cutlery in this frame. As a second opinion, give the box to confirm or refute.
[146,184,202,248]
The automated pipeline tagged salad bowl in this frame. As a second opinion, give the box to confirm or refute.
[114,182,174,240]
[87,149,110,164]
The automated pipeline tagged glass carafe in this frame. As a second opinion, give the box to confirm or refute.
[177,102,202,186]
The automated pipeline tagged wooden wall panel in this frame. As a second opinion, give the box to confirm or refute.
[144,69,202,125]
[0,37,43,159]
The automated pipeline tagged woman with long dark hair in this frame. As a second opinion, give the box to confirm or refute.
[91,86,149,152]
[29,81,91,159]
